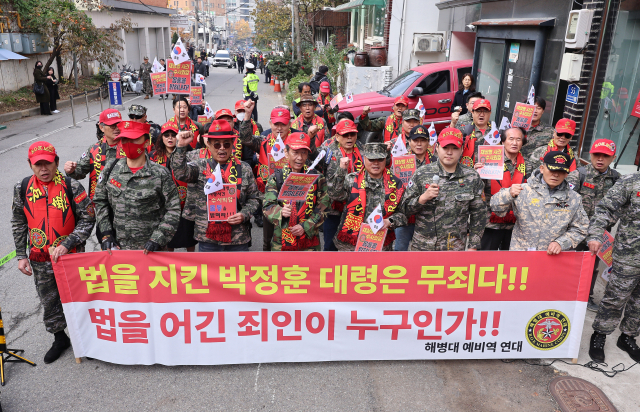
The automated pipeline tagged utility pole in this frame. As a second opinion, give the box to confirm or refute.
[293,0,301,62]
[290,1,294,59]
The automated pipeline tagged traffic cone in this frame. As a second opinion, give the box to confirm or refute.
[274,78,281,93]
[270,76,275,86]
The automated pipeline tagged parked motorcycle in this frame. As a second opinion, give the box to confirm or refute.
[118,64,143,95]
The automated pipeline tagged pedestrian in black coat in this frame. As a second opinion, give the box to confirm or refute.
[33,61,52,115]
[45,67,61,113]
[451,73,475,115]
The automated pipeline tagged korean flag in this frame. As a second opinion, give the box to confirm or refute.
[204,102,214,119]
[484,121,501,146]
[204,163,223,195]
[345,92,354,104]
[152,57,163,73]
[499,116,511,131]
[271,134,286,161]
[391,135,408,157]
[366,204,385,235]
[428,122,437,146]
[415,98,426,118]
[171,38,190,65]
[195,74,206,85]
[527,85,535,105]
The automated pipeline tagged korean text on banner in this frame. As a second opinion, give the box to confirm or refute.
[198,115,209,124]
[207,184,237,221]
[277,173,319,202]
[477,146,504,180]
[150,72,167,96]
[52,251,595,365]
[511,103,535,131]
[190,86,203,105]
[631,90,640,118]
[597,231,614,267]
[392,155,417,186]
[355,223,386,252]
[167,60,192,95]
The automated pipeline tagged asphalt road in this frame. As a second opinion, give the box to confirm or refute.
[0,66,565,411]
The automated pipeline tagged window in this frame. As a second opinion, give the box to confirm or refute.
[382,70,423,97]
[416,71,451,95]
[368,5,384,39]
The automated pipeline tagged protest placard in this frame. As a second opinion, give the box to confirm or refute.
[392,155,417,185]
[330,93,343,109]
[277,173,319,202]
[198,115,209,124]
[355,223,387,252]
[477,146,504,180]
[166,59,191,95]
[511,103,536,131]
[597,231,614,267]
[206,184,237,221]
[150,72,167,95]
[190,86,203,105]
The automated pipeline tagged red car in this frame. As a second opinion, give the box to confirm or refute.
[340,59,473,131]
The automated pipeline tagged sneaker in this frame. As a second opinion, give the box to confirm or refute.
[52,110,60,114]
[589,331,606,363]
[44,334,71,364]
[587,297,599,312]
[617,334,640,363]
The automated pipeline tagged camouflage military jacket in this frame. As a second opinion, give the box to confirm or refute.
[93,157,181,250]
[490,170,588,251]
[263,166,330,251]
[358,113,387,132]
[455,112,473,133]
[520,123,554,158]
[11,176,95,260]
[587,172,640,267]
[401,161,486,251]
[139,62,152,79]
[566,164,621,219]
[328,167,407,251]
[171,146,262,245]
[66,139,119,199]
[324,139,365,216]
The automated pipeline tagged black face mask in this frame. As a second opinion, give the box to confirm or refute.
[37,64,42,68]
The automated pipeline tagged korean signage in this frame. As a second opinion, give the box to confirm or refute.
[207,184,237,221]
[108,81,122,106]
[150,72,167,96]
[511,103,535,131]
[392,155,417,186]
[190,86,203,105]
[277,173,319,202]
[52,251,594,365]
[477,146,504,180]
[167,59,192,95]
[355,224,386,252]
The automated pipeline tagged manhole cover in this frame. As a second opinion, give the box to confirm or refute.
[549,376,617,412]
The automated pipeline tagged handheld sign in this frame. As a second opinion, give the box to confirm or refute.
[150,72,167,96]
[167,59,191,95]
[355,223,387,252]
[477,145,504,180]
[198,115,209,124]
[330,93,343,109]
[277,173,319,202]
[207,184,237,221]
[392,154,417,186]
[190,86,203,105]
[597,230,614,267]
[511,102,535,131]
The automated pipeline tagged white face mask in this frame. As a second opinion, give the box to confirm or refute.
[236,112,245,122]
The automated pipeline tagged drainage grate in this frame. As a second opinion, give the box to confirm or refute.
[549,376,617,412]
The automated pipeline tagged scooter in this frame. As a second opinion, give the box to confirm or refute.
[119,64,143,95]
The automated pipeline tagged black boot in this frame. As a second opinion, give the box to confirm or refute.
[589,331,606,363]
[254,214,263,227]
[617,333,640,363]
[44,331,71,364]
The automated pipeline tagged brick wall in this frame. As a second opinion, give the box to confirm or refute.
[306,10,349,27]
[384,0,393,53]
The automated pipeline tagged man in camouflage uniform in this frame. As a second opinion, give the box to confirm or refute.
[140,56,153,99]
[490,151,588,252]
[520,96,555,158]
[263,132,330,251]
[401,127,486,251]
[529,119,578,172]
[172,120,261,251]
[567,139,621,311]
[328,142,407,251]
[128,104,161,148]
[11,142,95,363]
[451,91,483,132]
[291,95,330,148]
[458,99,493,168]
[94,121,181,252]
[587,171,640,364]
[359,96,409,143]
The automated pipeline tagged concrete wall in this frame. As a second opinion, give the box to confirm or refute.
[345,64,392,95]
[449,31,476,61]
[0,54,77,92]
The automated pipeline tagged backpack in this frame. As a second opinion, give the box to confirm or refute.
[309,80,320,95]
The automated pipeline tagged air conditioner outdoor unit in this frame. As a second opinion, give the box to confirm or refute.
[413,34,443,53]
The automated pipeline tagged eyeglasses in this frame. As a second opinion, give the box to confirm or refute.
[129,115,144,120]
[212,142,232,149]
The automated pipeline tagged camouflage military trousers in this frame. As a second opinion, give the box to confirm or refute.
[592,262,640,337]
[31,260,67,334]
[143,78,152,96]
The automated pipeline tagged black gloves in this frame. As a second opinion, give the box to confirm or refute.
[100,232,119,251]
[143,240,161,254]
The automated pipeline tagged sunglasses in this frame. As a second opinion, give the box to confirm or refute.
[556,133,571,138]
[212,142,232,149]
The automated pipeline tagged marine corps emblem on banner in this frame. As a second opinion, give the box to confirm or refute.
[526,310,570,350]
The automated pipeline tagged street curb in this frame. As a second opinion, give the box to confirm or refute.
[0,90,101,124]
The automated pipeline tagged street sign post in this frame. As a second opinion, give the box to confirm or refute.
[566,84,580,104]
[108,81,123,107]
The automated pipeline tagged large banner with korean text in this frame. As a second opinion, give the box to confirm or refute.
[52,251,595,365]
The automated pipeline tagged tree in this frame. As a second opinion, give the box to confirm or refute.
[172,31,179,46]
[251,0,291,49]
[13,0,133,79]
[233,20,252,41]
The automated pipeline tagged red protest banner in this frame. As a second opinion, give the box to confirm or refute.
[207,184,237,221]
[150,72,167,95]
[392,155,416,185]
[632,90,640,118]
[190,86,203,105]
[52,251,594,365]
[277,173,319,202]
[477,146,504,180]
[198,115,209,124]
[511,102,535,131]
[167,59,191,95]
[355,224,386,252]
[597,231,614,267]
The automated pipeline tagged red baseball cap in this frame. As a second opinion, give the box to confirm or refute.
[214,108,234,120]
[206,120,236,139]
[394,96,409,107]
[161,121,179,135]
[555,118,576,135]
[118,121,151,139]
[472,99,491,111]
[590,139,616,156]
[336,119,358,135]
[320,81,330,93]
[438,127,463,148]
[28,141,57,163]
[270,107,291,124]
[99,109,122,125]
[285,132,312,151]
[235,100,246,111]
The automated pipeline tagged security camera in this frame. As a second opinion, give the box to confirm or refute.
[467,24,476,30]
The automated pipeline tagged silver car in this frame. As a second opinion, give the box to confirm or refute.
[213,50,234,68]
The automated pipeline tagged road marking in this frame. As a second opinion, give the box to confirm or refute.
[254,363,261,391]
[0,250,16,267]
